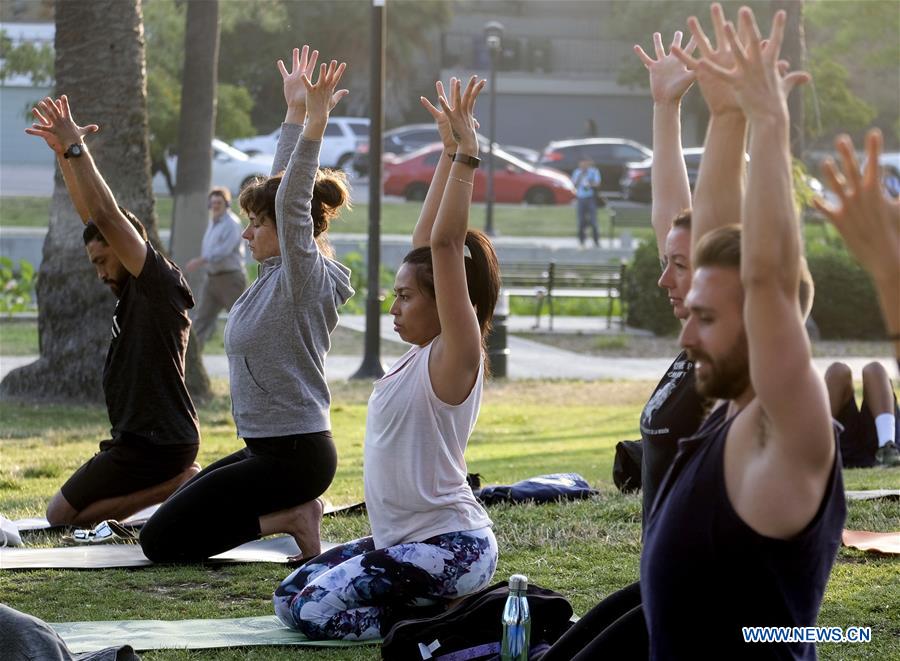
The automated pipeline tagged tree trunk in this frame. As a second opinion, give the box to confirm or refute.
[170,0,220,268]
[1,0,209,403]
[774,0,806,158]
[169,0,220,398]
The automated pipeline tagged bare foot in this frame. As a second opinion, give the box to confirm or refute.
[290,497,325,559]
[260,497,325,561]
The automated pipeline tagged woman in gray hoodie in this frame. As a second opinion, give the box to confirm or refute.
[141,46,353,563]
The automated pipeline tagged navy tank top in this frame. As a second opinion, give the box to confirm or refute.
[641,405,846,660]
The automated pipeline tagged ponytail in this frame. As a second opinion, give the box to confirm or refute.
[401,229,501,340]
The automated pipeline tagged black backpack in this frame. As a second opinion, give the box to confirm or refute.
[381,580,573,661]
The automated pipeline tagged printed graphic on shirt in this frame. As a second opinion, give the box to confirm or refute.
[111,300,121,339]
[640,357,693,436]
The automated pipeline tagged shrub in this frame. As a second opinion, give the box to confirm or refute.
[341,251,395,315]
[624,237,679,336]
[807,245,884,339]
[0,257,36,315]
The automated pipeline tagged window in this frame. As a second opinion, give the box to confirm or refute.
[324,124,342,137]
[424,152,441,166]
[348,122,370,137]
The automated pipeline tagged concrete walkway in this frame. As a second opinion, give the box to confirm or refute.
[1,313,894,384]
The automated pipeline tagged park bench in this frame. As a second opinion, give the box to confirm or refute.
[500,260,627,331]
[607,207,651,241]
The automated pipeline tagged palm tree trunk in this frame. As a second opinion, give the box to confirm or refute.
[1,0,209,402]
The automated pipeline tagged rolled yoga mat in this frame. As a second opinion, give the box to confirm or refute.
[50,615,379,653]
[0,535,338,570]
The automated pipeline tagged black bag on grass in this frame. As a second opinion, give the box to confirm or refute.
[474,473,597,505]
[381,580,573,661]
[613,440,643,493]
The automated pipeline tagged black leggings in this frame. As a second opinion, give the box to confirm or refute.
[541,581,647,661]
[140,432,337,563]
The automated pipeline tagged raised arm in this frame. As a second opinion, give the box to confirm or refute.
[429,76,487,401]
[270,49,347,298]
[26,96,147,276]
[703,8,830,527]
[674,3,749,254]
[271,45,320,174]
[634,31,696,254]
[412,80,470,249]
[814,129,900,360]
[27,99,96,223]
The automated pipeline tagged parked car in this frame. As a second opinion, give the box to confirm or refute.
[620,147,705,203]
[233,116,369,170]
[354,124,482,177]
[383,142,576,205]
[354,123,536,177]
[152,139,274,197]
[538,138,653,194]
[501,145,540,164]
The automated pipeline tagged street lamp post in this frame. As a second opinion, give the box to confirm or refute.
[352,0,387,380]
[483,20,504,238]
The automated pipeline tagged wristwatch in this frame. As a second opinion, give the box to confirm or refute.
[449,152,481,169]
[63,143,84,159]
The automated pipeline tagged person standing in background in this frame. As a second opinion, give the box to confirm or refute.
[186,186,247,351]
[572,157,601,247]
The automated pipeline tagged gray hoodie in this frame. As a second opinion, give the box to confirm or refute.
[224,123,354,438]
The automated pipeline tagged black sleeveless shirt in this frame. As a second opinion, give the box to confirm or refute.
[639,350,707,528]
[641,405,846,660]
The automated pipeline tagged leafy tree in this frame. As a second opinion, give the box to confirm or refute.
[805,0,899,145]
[0,29,54,86]
[217,0,452,132]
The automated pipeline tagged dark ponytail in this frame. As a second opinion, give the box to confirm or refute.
[402,229,501,340]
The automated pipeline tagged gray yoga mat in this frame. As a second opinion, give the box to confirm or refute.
[50,615,379,653]
[0,535,337,570]
[845,489,900,501]
[14,502,364,533]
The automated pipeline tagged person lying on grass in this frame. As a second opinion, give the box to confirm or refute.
[273,75,501,641]
[139,46,354,564]
[26,96,201,528]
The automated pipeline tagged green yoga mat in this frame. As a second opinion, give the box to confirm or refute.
[50,615,379,653]
[0,536,338,570]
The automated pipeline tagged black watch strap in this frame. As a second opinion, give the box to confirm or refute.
[451,152,481,169]
[63,143,84,159]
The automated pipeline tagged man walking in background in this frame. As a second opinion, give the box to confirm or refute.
[572,157,601,248]
[186,186,247,350]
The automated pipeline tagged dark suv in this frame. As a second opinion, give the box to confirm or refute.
[538,138,652,194]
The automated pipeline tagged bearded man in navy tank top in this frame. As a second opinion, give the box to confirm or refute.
[641,8,846,660]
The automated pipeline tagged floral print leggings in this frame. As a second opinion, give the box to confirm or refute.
[273,527,498,640]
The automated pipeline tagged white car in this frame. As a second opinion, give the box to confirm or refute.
[153,139,274,198]
[233,116,369,170]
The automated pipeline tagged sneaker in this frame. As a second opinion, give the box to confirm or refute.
[875,441,900,467]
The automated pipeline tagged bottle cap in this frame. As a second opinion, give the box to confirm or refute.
[509,574,528,591]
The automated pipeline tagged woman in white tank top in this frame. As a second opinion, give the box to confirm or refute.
[274,76,502,640]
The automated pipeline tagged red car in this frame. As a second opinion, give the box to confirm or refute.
[383,143,576,205]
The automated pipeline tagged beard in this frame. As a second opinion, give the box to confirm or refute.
[689,330,751,401]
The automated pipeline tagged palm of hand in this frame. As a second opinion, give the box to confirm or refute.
[649,56,694,103]
[697,50,741,114]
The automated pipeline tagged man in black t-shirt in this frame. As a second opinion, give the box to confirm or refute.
[27,96,201,527]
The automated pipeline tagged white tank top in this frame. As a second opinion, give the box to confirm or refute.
[364,339,493,549]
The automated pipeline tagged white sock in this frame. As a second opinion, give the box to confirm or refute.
[874,413,896,447]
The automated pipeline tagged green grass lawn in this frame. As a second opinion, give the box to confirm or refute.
[1,379,898,660]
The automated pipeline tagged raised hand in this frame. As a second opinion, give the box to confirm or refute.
[278,45,319,113]
[634,31,697,105]
[814,129,900,285]
[691,7,809,122]
[421,80,481,151]
[436,76,485,156]
[302,59,349,127]
[25,95,98,154]
[672,3,747,116]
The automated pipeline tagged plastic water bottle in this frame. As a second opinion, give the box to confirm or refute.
[500,574,530,661]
